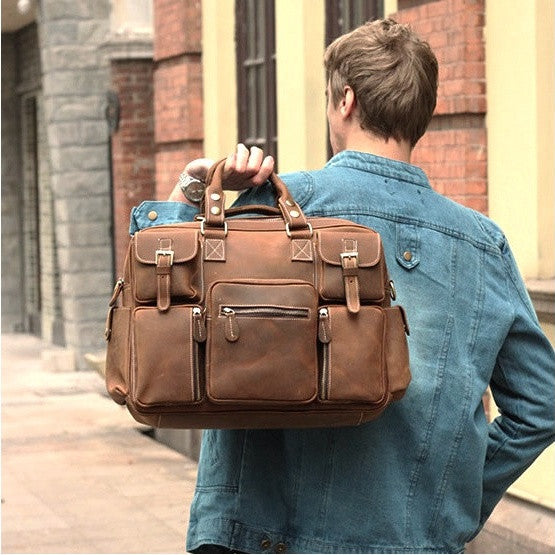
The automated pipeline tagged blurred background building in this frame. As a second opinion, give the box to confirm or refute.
[1,0,553,551]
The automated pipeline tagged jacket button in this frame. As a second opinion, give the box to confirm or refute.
[275,543,287,553]
[147,210,158,221]
[403,250,412,261]
[260,538,272,550]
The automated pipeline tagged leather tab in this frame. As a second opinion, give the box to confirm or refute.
[104,305,114,341]
[204,238,226,261]
[192,308,207,342]
[156,238,173,312]
[318,308,332,343]
[291,239,313,262]
[341,239,360,314]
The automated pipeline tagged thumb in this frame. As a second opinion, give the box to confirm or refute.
[185,158,215,181]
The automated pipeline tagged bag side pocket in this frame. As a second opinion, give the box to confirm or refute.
[383,306,411,400]
[105,307,131,405]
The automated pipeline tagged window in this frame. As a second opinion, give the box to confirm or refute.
[325,0,382,45]
[235,0,277,163]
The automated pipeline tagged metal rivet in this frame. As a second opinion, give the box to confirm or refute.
[260,539,272,550]
[210,206,221,215]
[285,199,294,207]
[210,193,221,201]
[403,251,412,261]
[147,210,158,221]
[290,210,300,218]
[275,543,287,553]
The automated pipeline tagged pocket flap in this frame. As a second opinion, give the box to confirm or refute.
[134,228,199,264]
[317,229,382,267]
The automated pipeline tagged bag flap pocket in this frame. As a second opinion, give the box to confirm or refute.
[134,228,199,264]
[317,229,382,267]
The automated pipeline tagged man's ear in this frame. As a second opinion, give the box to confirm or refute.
[340,86,356,118]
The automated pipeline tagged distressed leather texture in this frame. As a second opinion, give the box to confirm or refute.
[105,160,410,429]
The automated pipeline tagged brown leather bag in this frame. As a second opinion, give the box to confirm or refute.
[104,160,411,429]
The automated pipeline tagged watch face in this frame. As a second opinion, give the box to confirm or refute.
[180,175,206,203]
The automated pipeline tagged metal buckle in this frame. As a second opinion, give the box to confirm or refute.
[199,217,228,237]
[340,251,359,267]
[285,222,313,238]
[155,249,174,265]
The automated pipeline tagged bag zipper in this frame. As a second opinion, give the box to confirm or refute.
[318,307,332,399]
[220,305,310,342]
[192,307,205,401]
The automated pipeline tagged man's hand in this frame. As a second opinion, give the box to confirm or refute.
[222,144,274,190]
[168,144,274,202]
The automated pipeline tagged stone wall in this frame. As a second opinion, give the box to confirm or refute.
[1,32,24,332]
[37,0,113,366]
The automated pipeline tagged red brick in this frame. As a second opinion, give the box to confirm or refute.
[154,0,201,61]
[110,59,156,272]
[155,141,203,199]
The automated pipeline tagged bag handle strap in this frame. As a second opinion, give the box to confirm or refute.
[202,159,312,237]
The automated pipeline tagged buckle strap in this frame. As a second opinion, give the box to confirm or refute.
[341,240,360,314]
[156,238,173,312]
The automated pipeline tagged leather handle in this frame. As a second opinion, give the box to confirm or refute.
[203,159,311,234]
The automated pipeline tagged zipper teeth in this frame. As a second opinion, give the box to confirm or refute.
[221,306,309,318]
[192,342,200,401]
[321,343,330,399]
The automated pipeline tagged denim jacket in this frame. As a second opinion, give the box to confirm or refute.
[130,151,555,554]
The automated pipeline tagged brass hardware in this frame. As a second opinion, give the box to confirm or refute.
[148,210,158,221]
[210,193,221,201]
[290,210,300,218]
[155,249,174,265]
[403,251,412,261]
[210,206,221,215]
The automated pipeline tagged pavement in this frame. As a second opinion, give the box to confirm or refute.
[1,333,198,554]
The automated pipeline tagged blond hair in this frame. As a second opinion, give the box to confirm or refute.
[324,19,438,147]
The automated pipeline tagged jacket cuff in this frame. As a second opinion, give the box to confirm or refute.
[129,201,199,234]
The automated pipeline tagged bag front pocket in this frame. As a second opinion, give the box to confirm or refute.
[317,229,387,304]
[132,305,205,408]
[318,305,388,403]
[132,228,202,305]
[207,281,318,403]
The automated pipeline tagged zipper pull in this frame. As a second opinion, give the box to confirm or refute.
[109,278,124,307]
[222,307,239,342]
[192,307,206,342]
[318,307,331,343]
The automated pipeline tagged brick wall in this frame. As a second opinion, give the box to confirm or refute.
[153,0,203,199]
[111,59,156,275]
[394,0,487,213]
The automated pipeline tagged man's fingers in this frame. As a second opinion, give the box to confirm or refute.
[234,143,250,173]
[185,158,215,181]
[250,155,275,186]
[246,146,264,175]
[221,144,273,189]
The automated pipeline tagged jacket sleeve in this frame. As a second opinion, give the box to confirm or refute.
[128,201,199,234]
[480,242,555,525]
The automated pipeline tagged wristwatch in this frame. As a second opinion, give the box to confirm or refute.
[178,172,206,204]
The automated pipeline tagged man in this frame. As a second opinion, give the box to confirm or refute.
[131,19,555,554]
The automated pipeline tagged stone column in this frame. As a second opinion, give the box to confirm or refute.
[37,0,112,368]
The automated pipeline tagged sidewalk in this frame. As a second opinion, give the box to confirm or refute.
[1,334,198,554]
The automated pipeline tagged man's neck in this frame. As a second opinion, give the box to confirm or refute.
[342,133,413,164]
